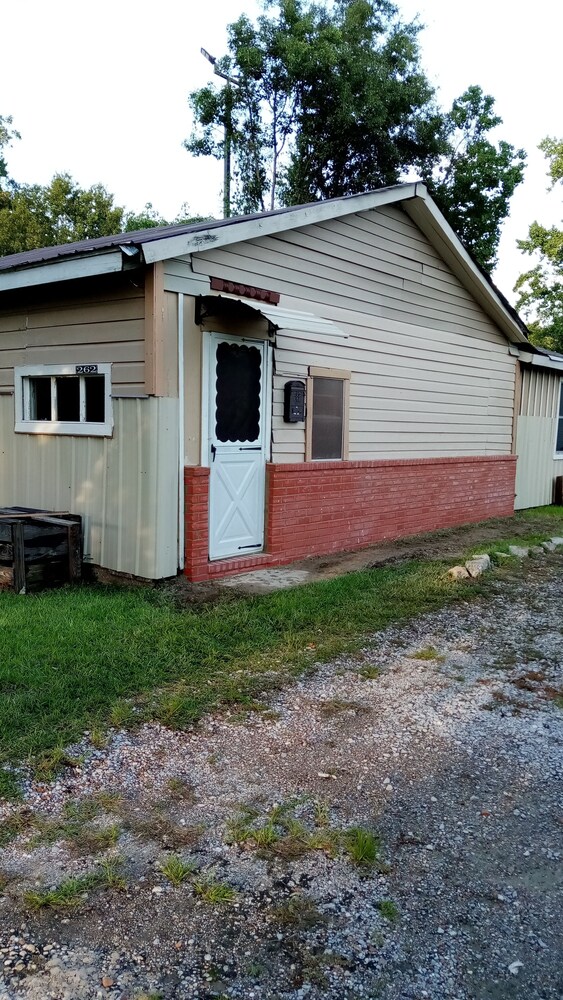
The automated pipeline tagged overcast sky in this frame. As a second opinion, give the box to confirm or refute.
[2,0,561,303]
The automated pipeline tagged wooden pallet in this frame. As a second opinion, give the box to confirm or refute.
[0,507,82,593]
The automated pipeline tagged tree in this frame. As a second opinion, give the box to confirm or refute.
[0,114,20,186]
[423,87,526,272]
[123,202,209,232]
[0,116,211,257]
[186,0,444,215]
[283,0,445,205]
[515,138,563,352]
[0,173,124,256]
[186,2,525,271]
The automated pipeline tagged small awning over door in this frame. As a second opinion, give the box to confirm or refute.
[198,293,348,343]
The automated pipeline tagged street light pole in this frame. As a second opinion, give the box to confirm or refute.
[201,47,240,219]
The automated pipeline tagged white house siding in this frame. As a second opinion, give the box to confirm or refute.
[0,395,179,578]
[179,203,516,464]
[515,367,562,509]
[0,277,146,395]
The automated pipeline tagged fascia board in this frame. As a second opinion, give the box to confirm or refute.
[0,251,124,292]
[404,193,529,345]
[141,185,419,264]
[519,351,563,373]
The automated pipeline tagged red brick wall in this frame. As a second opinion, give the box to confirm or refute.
[183,467,210,581]
[184,456,516,581]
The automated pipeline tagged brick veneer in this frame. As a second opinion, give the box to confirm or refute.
[184,456,517,581]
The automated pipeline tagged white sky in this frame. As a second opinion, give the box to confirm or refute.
[2,0,561,303]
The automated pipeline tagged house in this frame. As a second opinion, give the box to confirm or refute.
[0,182,535,582]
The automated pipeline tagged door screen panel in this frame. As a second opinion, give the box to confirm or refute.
[214,341,262,443]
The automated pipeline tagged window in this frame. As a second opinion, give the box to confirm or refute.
[306,366,350,461]
[556,381,563,456]
[15,364,112,436]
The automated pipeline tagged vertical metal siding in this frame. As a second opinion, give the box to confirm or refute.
[0,395,178,578]
[515,368,563,508]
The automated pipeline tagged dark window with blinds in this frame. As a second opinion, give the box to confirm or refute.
[556,382,563,454]
[311,377,344,460]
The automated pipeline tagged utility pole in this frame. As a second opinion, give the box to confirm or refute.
[201,48,240,219]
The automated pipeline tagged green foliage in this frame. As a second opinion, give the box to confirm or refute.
[123,202,210,232]
[0,114,20,184]
[193,875,237,904]
[0,810,33,847]
[23,872,100,910]
[157,854,196,886]
[34,747,81,782]
[516,137,563,351]
[0,173,123,256]
[23,856,125,909]
[378,899,399,922]
[186,6,523,262]
[186,0,442,215]
[0,113,210,256]
[408,645,444,661]
[343,826,382,869]
[0,768,22,802]
[424,86,526,271]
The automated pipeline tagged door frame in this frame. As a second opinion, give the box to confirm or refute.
[201,330,273,557]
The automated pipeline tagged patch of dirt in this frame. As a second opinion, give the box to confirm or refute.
[162,510,562,603]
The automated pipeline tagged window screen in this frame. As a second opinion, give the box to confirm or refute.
[214,341,261,443]
[311,377,344,460]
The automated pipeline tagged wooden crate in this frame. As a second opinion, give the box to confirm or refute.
[0,507,82,593]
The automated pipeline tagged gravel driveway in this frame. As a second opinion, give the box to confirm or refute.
[1,558,562,1000]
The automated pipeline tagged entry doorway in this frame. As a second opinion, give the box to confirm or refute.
[205,332,271,560]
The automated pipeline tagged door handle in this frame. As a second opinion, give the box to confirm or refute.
[211,443,216,462]
[239,446,261,451]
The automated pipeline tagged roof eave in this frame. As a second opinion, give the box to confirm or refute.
[0,248,136,293]
[140,184,420,263]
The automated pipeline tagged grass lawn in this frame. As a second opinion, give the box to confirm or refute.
[1,505,562,799]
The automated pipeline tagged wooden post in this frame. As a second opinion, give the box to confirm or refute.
[12,521,26,594]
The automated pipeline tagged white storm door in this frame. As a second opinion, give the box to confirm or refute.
[207,333,269,560]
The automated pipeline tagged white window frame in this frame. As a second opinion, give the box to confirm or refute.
[555,379,563,459]
[15,363,113,436]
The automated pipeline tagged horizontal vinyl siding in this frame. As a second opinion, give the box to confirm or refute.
[0,279,146,393]
[515,367,563,508]
[0,395,178,578]
[190,204,515,463]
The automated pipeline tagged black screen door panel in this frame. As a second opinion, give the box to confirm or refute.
[215,342,261,443]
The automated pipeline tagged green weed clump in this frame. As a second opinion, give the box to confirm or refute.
[193,876,237,904]
[408,646,445,662]
[23,856,126,910]
[23,873,100,910]
[343,827,383,870]
[157,854,196,886]
[378,899,399,922]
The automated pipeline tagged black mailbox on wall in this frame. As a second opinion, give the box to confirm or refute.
[283,380,306,423]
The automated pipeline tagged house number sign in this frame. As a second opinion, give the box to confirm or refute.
[75,365,99,374]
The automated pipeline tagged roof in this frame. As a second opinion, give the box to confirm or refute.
[0,185,410,273]
[0,182,531,345]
